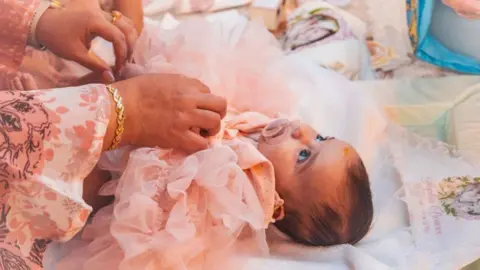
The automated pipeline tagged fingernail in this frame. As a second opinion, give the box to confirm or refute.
[129,54,136,63]
[14,77,22,89]
[118,67,125,79]
[103,70,115,83]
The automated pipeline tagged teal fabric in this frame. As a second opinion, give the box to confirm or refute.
[407,0,480,74]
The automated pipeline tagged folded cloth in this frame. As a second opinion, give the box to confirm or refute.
[282,1,375,80]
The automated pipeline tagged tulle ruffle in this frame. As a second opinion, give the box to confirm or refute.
[58,144,269,269]
[131,17,297,118]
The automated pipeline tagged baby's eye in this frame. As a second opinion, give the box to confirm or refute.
[297,149,311,163]
[316,134,326,142]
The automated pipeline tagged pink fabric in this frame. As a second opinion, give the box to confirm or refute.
[55,19,296,270]
[0,85,111,269]
[0,1,113,268]
[0,0,39,75]
[58,112,280,270]
[0,0,40,89]
[131,19,296,117]
[443,0,480,19]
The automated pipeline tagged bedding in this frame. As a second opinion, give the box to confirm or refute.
[408,0,480,74]
[358,75,480,161]
[282,1,375,80]
[431,1,480,61]
[143,1,459,80]
[343,0,412,72]
[389,123,480,270]
[249,63,480,270]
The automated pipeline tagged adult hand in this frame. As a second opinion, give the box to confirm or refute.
[35,1,138,82]
[107,74,227,153]
[17,56,77,89]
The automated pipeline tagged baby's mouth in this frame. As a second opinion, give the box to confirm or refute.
[261,119,290,141]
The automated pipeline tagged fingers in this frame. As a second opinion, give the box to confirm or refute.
[180,130,209,154]
[90,17,128,74]
[8,77,20,91]
[70,70,113,87]
[191,109,222,136]
[13,77,24,91]
[195,94,227,119]
[21,74,38,90]
[73,47,112,80]
[111,15,138,62]
[7,74,37,91]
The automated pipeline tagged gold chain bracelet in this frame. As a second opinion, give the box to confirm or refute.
[106,85,125,150]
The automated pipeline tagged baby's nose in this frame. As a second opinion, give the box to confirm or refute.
[291,126,302,140]
[291,127,312,144]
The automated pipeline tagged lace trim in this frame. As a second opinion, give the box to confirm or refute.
[386,123,478,167]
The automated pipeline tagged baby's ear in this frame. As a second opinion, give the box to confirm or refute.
[272,204,285,222]
[272,194,285,222]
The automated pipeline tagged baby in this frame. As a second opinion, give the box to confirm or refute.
[47,17,372,269]
[54,110,373,270]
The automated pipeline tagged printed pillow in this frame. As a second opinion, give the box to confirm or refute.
[390,127,480,270]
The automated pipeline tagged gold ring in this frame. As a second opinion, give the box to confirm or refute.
[111,10,122,24]
[49,0,63,9]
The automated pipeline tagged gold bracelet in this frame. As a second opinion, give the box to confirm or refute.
[106,85,125,150]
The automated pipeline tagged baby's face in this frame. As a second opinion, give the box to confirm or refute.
[257,119,358,202]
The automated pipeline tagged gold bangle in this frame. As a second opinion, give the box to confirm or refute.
[106,85,125,150]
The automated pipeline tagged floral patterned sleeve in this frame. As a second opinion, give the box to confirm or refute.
[0,84,111,269]
[0,0,39,76]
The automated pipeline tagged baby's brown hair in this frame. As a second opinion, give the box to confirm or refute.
[274,158,373,246]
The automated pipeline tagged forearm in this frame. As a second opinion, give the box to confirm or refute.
[114,0,144,34]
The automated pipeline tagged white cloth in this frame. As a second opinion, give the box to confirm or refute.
[283,1,375,80]
[344,0,412,71]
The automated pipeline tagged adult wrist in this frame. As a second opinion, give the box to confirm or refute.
[34,1,64,50]
[106,81,137,148]
[27,0,51,50]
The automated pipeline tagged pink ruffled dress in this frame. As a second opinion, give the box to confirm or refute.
[56,111,284,270]
[54,18,297,270]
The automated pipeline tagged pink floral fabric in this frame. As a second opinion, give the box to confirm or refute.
[0,85,111,269]
[0,1,113,269]
[0,0,39,77]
